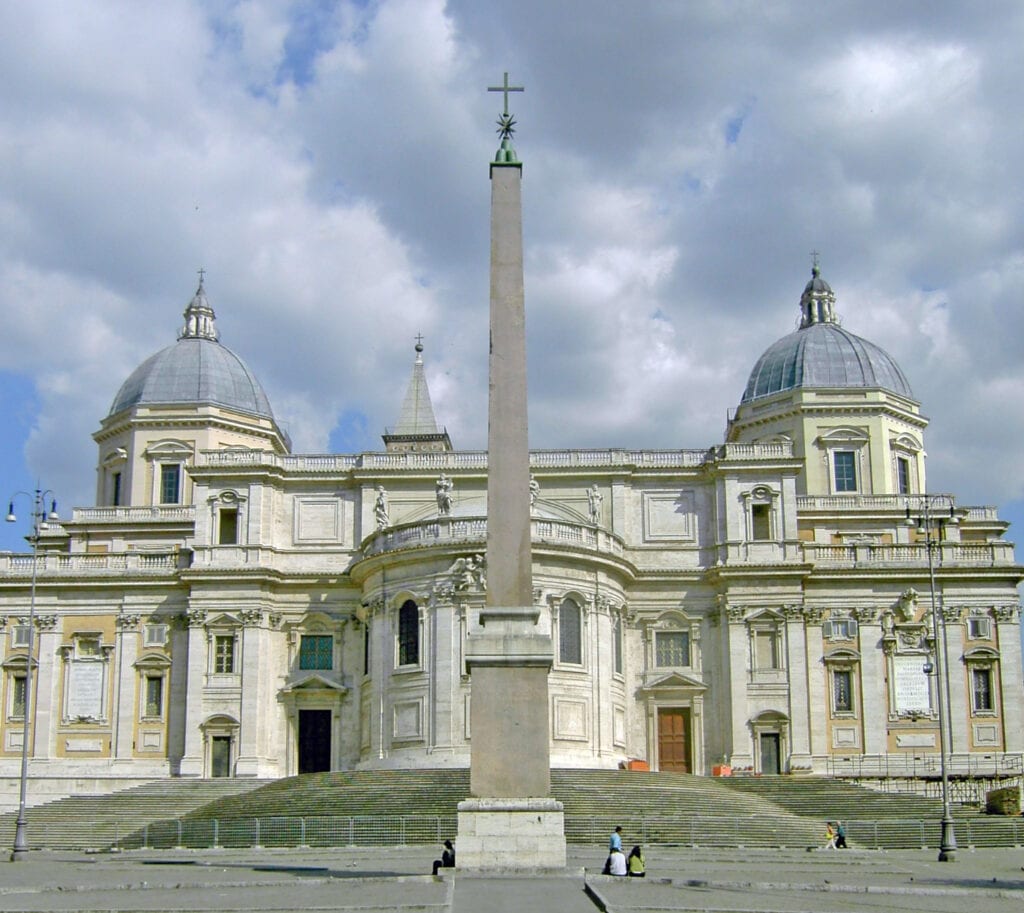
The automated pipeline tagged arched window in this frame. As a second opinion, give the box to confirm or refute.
[398,600,419,667]
[559,598,582,665]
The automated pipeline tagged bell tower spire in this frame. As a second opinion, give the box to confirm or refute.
[382,337,452,452]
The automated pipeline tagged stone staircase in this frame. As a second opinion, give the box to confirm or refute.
[0,779,267,852]
[4,770,1021,851]
[719,775,1024,848]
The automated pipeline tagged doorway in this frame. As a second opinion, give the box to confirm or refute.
[657,707,691,772]
[759,733,781,775]
[298,709,332,774]
[210,736,232,778]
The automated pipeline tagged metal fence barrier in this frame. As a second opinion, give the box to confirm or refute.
[116,813,1024,851]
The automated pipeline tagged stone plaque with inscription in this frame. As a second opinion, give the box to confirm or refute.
[67,662,104,719]
[892,655,932,714]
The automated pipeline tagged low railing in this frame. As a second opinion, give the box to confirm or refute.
[364,516,625,558]
[116,812,1024,851]
[0,551,180,576]
[70,506,195,524]
[195,445,794,474]
[804,541,1016,566]
[827,752,1024,779]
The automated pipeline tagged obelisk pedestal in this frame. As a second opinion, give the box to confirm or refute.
[456,82,566,870]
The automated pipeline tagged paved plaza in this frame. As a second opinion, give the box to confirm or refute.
[0,845,1022,912]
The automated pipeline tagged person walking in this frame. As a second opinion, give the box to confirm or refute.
[603,826,624,873]
[823,822,836,849]
[834,820,847,848]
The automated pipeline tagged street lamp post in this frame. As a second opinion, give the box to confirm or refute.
[6,488,58,863]
[905,494,958,863]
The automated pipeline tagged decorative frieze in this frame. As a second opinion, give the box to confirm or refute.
[994,604,1020,623]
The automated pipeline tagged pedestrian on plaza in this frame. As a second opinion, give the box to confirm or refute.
[823,822,836,849]
[627,845,646,877]
[432,839,455,875]
[602,826,624,874]
[834,820,847,848]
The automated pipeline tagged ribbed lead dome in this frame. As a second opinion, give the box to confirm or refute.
[108,280,276,420]
[741,266,914,404]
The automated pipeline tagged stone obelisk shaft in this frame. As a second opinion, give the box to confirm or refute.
[486,164,533,611]
[466,161,553,800]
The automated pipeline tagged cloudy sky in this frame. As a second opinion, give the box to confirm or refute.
[1,0,1023,553]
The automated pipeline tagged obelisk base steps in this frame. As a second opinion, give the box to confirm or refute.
[456,798,566,871]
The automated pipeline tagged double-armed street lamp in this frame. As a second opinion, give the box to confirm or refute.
[904,494,958,863]
[6,487,59,862]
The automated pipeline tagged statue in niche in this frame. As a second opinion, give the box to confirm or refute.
[529,475,540,510]
[374,485,390,530]
[587,483,604,525]
[436,473,454,516]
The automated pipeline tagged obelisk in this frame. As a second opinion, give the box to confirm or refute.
[456,73,566,871]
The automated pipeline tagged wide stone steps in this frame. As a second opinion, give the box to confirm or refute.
[0,779,268,852]
[3,770,1021,851]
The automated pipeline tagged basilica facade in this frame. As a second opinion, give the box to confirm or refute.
[1,263,1022,804]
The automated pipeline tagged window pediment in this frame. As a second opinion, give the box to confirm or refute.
[963,646,999,662]
[639,671,706,692]
[823,648,861,663]
[818,427,869,445]
[279,672,347,694]
[134,652,172,670]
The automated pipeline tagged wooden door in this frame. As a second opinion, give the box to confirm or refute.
[657,707,691,772]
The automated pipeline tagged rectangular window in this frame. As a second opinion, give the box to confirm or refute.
[896,457,910,495]
[754,630,780,670]
[655,631,690,667]
[967,616,991,640]
[12,626,30,648]
[144,675,164,718]
[613,615,623,675]
[160,464,181,504]
[833,451,858,492]
[112,471,122,507]
[77,637,101,658]
[144,624,168,647]
[218,508,239,545]
[833,669,853,713]
[824,617,858,640]
[751,503,771,540]
[972,668,993,712]
[11,675,26,719]
[299,635,333,671]
[214,635,235,674]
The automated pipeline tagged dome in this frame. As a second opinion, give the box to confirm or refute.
[108,280,276,420]
[740,266,914,404]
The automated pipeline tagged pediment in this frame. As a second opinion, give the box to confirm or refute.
[279,672,348,695]
[639,671,707,692]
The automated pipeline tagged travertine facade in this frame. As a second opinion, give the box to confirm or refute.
[1,265,1021,808]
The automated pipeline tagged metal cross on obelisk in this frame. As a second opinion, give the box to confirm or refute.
[456,72,566,872]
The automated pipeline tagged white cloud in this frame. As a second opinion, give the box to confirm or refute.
[2,0,1024,549]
